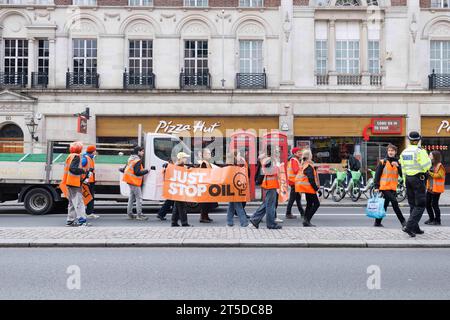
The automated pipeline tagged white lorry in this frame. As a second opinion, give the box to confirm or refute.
[0,133,190,215]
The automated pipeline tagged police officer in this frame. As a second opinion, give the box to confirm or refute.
[399,131,432,237]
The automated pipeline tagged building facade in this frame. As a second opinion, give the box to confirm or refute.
[0,0,449,178]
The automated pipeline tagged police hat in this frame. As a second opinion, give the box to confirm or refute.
[408,131,421,141]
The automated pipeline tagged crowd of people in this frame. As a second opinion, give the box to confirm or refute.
[61,131,445,236]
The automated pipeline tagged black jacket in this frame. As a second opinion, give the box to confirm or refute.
[69,155,86,175]
[374,157,402,189]
[345,155,360,171]
[304,165,319,192]
[133,160,149,177]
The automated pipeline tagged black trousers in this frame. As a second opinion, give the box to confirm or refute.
[171,201,188,225]
[426,192,441,222]
[304,193,320,222]
[85,183,95,215]
[405,174,427,232]
[286,186,304,216]
[375,190,405,225]
[158,200,174,218]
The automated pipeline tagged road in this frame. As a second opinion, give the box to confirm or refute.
[0,205,448,228]
[0,248,449,300]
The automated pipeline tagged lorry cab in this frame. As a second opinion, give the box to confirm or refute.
[120,133,190,201]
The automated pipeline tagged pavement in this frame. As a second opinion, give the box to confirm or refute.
[1,247,449,300]
[1,204,450,248]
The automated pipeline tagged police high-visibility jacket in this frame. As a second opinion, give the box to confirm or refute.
[260,157,280,190]
[399,145,431,177]
[123,159,144,187]
[379,160,399,191]
[295,161,320,194]
[287,157,300,186]
[62,153,83,187]
[82,155,95,183]
[427,163,445,194]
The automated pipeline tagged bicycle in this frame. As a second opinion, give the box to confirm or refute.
[322,168,347,202]
[360,168,376,199]
[342,170,362,202]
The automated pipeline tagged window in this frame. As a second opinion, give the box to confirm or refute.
[315,40,328,74]
[73,39,97,75]
[72,0,97,5]
[239,40,263,73]
[368,40,380,74]
[35,0,54,4]
[239,0,263,7]
[128,0,152,5]
[4,39,28,76]
[430,40,450,73]
[315,0,330,6]
[184,0,208,6]
[431,0,449,8]
[0,0,25,4]
[184,40,208,74]
[36,39,49,85]
[129,40,153,75]
[335,0,361,5]
[367,0,379,5]
[154,138,188,162]
[336,40,359,74]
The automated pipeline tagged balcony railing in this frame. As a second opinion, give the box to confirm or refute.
[0,72,27,88]
[315,74,329,86]
[66,71,99,89]
[370,74,383,86]
[31,72,48,88]
[123,71,155,89]
[179,69,211,90]
[236,70,267,89]
[337,74,362,86]
[429,70,450,90]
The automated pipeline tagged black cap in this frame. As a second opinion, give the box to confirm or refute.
[408,131,421,141]
[133,146,144,154]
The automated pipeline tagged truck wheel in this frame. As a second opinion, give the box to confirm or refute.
[24,188,55,215]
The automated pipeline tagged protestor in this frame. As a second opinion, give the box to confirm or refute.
[171,152,192,227]
[373,144,406,228]
[249,146,282,230]
[82,145,99,219]
[226,151,249,227]
[286,147,304,219]
[425,151,445,226]
[399,131,432,237]
[62,141,91,227]
[121,146,149,221]
[197,148,215,223]
[295,149,321,227]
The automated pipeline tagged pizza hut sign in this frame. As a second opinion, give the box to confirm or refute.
[437,120,450,134]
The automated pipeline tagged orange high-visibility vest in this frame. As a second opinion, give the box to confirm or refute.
[287,157,300,184]
[122,159,144,187]
[260,158,280,190]
[427,163,445,194]
[379,160,399,191]
[62,154,83,187]
[82,156,95,183]
[295,162,320,194]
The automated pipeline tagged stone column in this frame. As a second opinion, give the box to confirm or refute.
[407,0,421,88]
[27,38,35,88]
[48,38,56,87]
[328,20,337,86]
[406,102,421,147]
[279,103,294,148]
[361,20,370,86]
[280,0,294,86]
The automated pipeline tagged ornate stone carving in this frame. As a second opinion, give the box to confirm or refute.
[0,105,32,113]
[160,13,176,22]
[127,23,153,35]
[104,13,121,22]
[409,13,418,44]
[238,23,265,36]
[182,22,209,36]
[71,20,97,34]
[34,10,51,21]
[430,23,450,37]
[282,12,292,43]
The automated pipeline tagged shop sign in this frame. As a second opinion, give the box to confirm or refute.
[371,118,402,134]
[437,120,450,134]
[155,120,221,134]
[77,115,87,134]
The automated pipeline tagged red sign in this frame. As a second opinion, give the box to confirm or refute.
[371,118,403,135]
[77,115,88,134]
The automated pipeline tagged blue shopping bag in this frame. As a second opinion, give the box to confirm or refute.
[366,193,386,219]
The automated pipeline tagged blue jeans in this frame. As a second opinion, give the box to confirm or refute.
[251,188,277,227]
[227,202,249,227]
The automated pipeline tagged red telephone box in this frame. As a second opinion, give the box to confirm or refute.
[230,130,257,200]
[261,131,288,165]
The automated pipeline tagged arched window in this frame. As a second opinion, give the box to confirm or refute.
[0,123,24,138]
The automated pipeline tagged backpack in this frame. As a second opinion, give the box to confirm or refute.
[255,160,264,186]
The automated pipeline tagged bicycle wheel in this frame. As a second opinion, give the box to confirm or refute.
[396,185,407,202]
[351,187,361,202]
[322,180,332,199]
[332,186,345,202]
